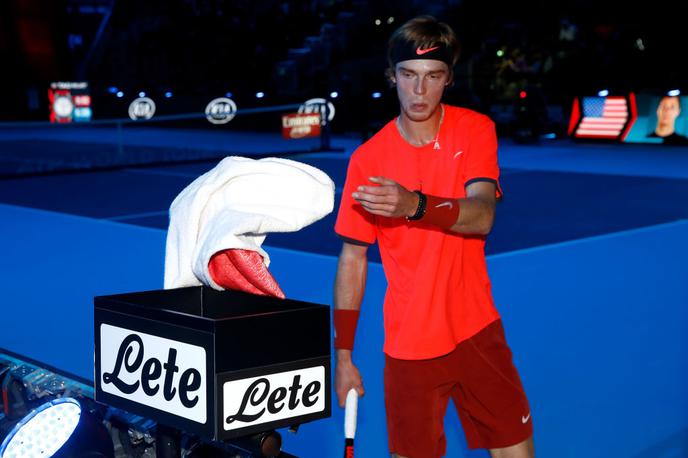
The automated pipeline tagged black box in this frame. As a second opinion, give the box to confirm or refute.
[94,286,331,441]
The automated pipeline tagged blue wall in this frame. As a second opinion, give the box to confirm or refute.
[1,203,686,457]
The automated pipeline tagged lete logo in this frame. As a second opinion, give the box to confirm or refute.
[100,324,207,423]
[223,366,325,431]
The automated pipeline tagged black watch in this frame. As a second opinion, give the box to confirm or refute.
[406,190,427,221]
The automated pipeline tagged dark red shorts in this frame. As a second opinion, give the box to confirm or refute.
[384,319,532,457]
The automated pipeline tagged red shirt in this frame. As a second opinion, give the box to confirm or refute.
[335,105,502,360]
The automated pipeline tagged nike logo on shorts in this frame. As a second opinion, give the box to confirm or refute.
[416,46,439,55]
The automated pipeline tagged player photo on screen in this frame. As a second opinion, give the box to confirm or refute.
[625,94,688,145]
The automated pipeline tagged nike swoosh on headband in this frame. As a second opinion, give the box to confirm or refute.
[416,46,440,55]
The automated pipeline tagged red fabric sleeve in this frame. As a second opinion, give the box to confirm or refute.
[334,153,377,244]
[464,118,503,199]
[208,249,285,299]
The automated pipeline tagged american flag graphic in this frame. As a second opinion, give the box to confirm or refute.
[576,96,628,138]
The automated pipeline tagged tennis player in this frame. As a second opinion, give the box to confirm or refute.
[332,15,535,458]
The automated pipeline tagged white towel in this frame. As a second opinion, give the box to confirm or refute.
[164,156,335,290]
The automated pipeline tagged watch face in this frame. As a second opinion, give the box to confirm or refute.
[53,96,74,117]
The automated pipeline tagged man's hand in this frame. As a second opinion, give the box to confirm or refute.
[352,176,419,218]
[335,350,365,408]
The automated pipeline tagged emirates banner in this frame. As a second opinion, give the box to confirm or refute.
[282,113,321,139]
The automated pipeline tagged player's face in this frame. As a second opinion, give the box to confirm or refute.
[657,96,680,125]
[392,59,450,122]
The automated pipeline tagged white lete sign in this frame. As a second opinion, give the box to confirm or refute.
[100,324,207,423]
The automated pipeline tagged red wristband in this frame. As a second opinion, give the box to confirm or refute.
[333,309,360,350]
[422,195,460,229]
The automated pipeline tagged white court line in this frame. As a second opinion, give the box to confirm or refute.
[106,210,168,221]
[488,219,688,260]
[122,168,204,178]
[120,166,526,185]
[2,202,684,263]
[0,203,165,234]
[124,167,345,192]
[499,169,531,175]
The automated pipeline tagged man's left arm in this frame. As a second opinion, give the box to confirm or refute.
[448,181,496,235]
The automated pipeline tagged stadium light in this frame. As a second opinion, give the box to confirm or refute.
[668,89,681,97]
[138,91,146,97]
[0,397,114,458]
[497,50,504,57]
[598,89,609,97]
[116,91,124,98]
[375,19,381,26]
[520,91,527,99]
[256,91,265,99]
[107,87,118,94]
[330,91,339,99]
[387,17,395,24]
[225,92,234,98]
[165,91,173,98]
[371,92,382,99]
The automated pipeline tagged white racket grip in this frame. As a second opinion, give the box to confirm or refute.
[344,388,359,439]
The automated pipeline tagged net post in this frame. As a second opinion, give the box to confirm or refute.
[116,121,124,157]
[319,100,331,151]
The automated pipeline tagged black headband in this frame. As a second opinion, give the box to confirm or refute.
[390,41,453,67]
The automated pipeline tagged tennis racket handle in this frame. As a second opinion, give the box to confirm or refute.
[344,439,354,458]
[344,388,359,439]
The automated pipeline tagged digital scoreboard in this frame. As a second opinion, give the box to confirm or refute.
[49,81,92,123]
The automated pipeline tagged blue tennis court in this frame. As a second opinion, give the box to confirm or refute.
[1,128,687,457]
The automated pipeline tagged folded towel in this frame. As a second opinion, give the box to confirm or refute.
[164,156,335,291]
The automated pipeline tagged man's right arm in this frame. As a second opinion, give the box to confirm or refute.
[334,240,368,407]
